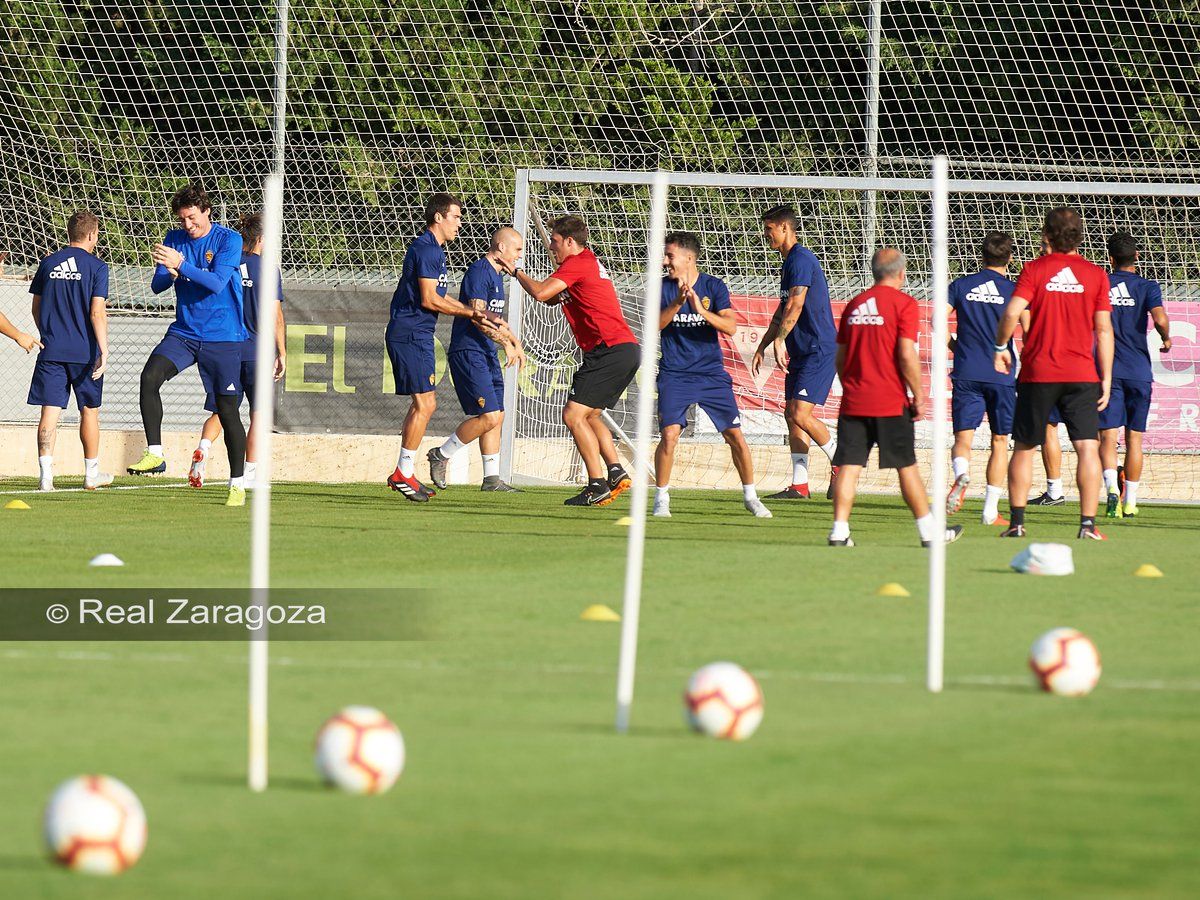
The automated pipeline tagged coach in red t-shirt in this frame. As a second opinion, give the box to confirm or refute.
[993,208,1114,540]
[506,215,640,507]
[829,248,962,548]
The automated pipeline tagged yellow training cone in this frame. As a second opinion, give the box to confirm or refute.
[580,604,621,622]
[1133,563,1164,578]
[4,499,30,510]
[615,516,633,526]
[876,582,911,598]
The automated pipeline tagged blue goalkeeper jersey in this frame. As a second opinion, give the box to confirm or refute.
[155,223,246,342]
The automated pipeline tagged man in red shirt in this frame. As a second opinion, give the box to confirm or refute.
[506,216,640,507]
[993,208,1114,540]
[830,248,963,548]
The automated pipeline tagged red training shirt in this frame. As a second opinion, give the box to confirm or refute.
[836,284,920,417]
[1012,252,1111,383]
[550,249,637,352]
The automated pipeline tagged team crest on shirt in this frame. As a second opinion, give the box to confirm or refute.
[205,250,214,264]
[701,296,711,310]
[477,397,486,408]
[429,374,436,385]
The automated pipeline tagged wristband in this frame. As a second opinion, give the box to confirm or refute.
[993,343,1007,353]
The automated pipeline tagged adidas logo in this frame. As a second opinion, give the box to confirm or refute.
[1047,267,1084,294]
[847,296,885,326]
[798,388,809,397]
[1109,281,1136,307]
[966,280,1006,305]
[49,257,82,281]
[226,383,236,391]
[241,263,254,289]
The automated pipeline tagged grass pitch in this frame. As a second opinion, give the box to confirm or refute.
[0,478,1197,898]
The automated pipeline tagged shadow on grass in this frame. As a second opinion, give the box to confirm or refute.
[178,771,326,793]
[550,721,692,740]
[0,854,48,871]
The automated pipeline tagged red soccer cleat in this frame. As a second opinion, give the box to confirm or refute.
[387,469,435,502]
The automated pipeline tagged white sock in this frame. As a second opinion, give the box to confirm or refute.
[818,439,836,461]
[84,457,99,479]
[742,484,758,502]
[983,484,1003,519]
[199,438,213,455]
[398,447,416,477]
[830,520,851,541]
[656,486,670,500]
[244,462,257,481]
[1125,481,1139,505]
[952,456,969,479]
[230,476,245,488]
[791,453,809,485]
[148,444,163,458]
[1103,468,1118,493]
[38,455,53,479]
[1047,478,1063,499]
[482,454,500,478]
[915,513,937,543]
[439,434,466,459]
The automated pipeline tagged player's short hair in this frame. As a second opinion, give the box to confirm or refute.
[1042,207,1083,253]
[489,226,521,252]
[66,211,99,242]
[664,231,701,257]
[871,247,906,281]
[171,182,212,215]
[981,231,1013,267]
[761,205,797,228]
[1107,231,1138,267]
[550,215,589,247]
[238,212,264,249]
[425,193,462,226]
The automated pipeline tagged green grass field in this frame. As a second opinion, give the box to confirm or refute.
[1,478,1197,898]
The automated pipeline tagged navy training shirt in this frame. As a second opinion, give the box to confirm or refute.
[659,273,732,377]
[1108,270,1163,382]
[239,252,284,340]
[779,244,836,360]
[450,256,505,355]
[948,269,1017,384]
[30,246,109,363]
[387,229,447,342]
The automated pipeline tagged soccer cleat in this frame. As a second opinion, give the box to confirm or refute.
[427,448,450,490]
[826,466,839,500]
[1078,525,1107,540]
[127,450,166,476]
[1029,491,1065,506]
[188,450,207,488]
[946,473,970,515]
[564,483,613,507]
[607,466,632,500]
[1122,502,1138,518]
[225,486,246,507]
[84,472,114,491]
[480,475,519,492]
[922,524,964,548]
[387,470,433,502]
[653,495,671,517]
[38,478,54,492]
[767,484,810,500]
[744,497,773,518]
[827,536,855,547]
[981,513,1010,527]
[999,524,1027,538]
[1105,492,1122,518]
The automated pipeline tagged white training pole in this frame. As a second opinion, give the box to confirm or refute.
[614,170,669,734]
[248,174,284,790]
[927,156,951,693]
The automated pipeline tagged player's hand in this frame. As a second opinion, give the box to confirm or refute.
[772,339,787,370]
[994,349,1012,374]
[16,332,42,353]
[506,345,527,371]
[92,355,107,380]
[1098,382,1110,412]
[1160,336,1172,352]
[685,285,706,315]
[909,396,925,420]
[274,354,286,382]
[751,349,765,376]
[152,244,185,270]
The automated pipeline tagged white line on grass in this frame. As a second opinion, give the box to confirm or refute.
[0,481,191,495]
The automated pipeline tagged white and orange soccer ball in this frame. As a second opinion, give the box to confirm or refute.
[315,705,405,794]
[1029,627,1102,696]
[44,775,147,875]
[684,662,764,740]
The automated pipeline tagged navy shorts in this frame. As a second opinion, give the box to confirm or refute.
[205,360,259,413]
[658,373,742,433]
[784,351,836,405]
[151,333,243,403]
[28,358,102,410]
[449,348,505,415]
[387,336,437,395]
[1099,378,1152,432]
[951,379,1016,436]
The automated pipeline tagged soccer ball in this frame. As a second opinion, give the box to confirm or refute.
[44,775,147,875]
[684,662,764,740]
[315,706,405,794]
[1029,628,1102,696]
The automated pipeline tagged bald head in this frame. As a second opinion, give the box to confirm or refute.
[490,227,522,253]
[871,247,906,286]
[489,226,524,271]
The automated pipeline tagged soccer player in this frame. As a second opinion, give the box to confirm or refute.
[946,231,1023,526]
[1100,232,1171,518]
[385,193,492,502]
[994,207,1114,540]
[502,215,638,507]
[426,226,527,492]
[653,232,771,519]
[129,183,249,506]
[1030,421,1068,506]
[26,210,112,491]
[828,248,963,548]
[0,312,41,353]
[187,213,286,490]
[752,206,838,501]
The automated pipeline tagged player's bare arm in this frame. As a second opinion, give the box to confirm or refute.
[1151,306,1172,352]
[753,285,806,374]
[896,336,924,419]
[993,294,1029,374]
[1093,309,1114,411]
[90,296,109,379]
[419,277,487,320]
[658,286,688,329]
[507,265,570,305]
[274,304,287,381]
[0,309,41,352]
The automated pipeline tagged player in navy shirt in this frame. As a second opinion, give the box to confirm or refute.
[653,232,770,519]
[946,232,1026,526]
[385,193,492,502]
[426,227,526,493]
[26,211,112,491]
[752,206,839,501]
[188,213,287,491]
[1099,232,1172,518]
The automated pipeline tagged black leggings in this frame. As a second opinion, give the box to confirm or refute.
[140,354,246,478]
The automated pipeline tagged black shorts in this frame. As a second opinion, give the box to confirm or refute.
[570,342,640,410]
[1013,382,1100,446]
[834,413,917,469]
